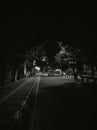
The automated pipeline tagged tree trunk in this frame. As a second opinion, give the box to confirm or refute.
[15,69,18,81]
[24,62,27,77]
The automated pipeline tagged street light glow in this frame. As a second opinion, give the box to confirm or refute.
[35,66,40,71]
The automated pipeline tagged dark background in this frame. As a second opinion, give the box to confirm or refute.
[0,8,96,62]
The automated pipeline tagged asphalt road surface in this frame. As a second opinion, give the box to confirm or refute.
[31,76,96,130]
[0,75,96,130]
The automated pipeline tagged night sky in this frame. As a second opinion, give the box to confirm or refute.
[0,9,96,62]
[8,15,96,44]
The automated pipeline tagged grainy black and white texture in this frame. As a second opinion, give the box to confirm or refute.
[0,10,96,130]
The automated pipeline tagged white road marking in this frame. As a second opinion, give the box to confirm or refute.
[0,77,35,105]
[13,76,40,120]
[29,75,40,130]
[35,76,40,96]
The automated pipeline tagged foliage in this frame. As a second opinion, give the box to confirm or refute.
[55,41,85,71]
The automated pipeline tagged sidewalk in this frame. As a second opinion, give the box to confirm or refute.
[0,77,38,130]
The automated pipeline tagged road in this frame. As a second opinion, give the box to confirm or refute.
[0,75,96,130]
[32,76,96,130]
[0,76,40,130]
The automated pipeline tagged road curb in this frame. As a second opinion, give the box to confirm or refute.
[8,77,39,130]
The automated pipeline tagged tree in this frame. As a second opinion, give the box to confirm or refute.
[55,41,84,75]
[79,40,97,79]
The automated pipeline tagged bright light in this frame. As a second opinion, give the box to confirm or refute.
[33,61,36,66]
[42,56,47,62]
[42,58,46,61]
[35,66,40,71]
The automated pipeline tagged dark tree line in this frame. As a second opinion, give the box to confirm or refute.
[0,40,48,86]
[55,40,97,79]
